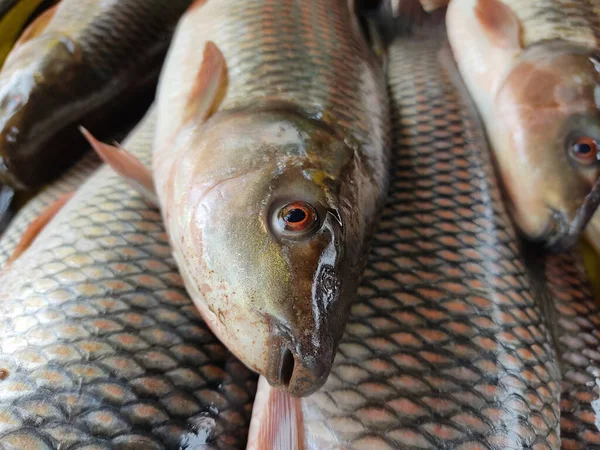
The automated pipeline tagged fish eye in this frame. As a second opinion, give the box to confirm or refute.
[571,136,599,164]
[272,201,320,239]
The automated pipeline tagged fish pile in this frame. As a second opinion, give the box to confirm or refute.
[0,0,598,449]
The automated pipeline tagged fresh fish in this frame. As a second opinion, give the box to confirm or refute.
[0,108,257,449]
[446,0,600,250]
[246,23,561,449]
[533,249,600,448]
[87,0,390,397]
[0,0,191,189]
[0,0,55,68]
[0,150,99,264]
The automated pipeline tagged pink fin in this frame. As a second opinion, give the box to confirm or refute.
[475,0,522,49]
[185,41,227,124]
[247,377,306,450]
[6,191,74,266]
[14,4,59,49]
[80,127,158,206]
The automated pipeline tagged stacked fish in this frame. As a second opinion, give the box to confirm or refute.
[0,0,598,449]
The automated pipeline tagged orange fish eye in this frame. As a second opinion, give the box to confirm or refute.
[572,136,599,163]
[277,201,319,234]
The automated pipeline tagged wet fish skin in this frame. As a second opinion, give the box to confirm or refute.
[447,0,600,249]
[541,250,600,448]
[154,0,390,397]
[0,109,257,450]
[0,0,191,189]
[247,24,561,450]
[0,151,99,265]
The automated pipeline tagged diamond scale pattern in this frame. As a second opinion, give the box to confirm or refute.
[0,111,257,450]
[301,25,561,450]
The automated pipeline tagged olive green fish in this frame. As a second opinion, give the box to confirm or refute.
[0,0,191,189]
[246,23,562,450]
[447,0,600,250]
[0,109,257,449]
[86,0,391,397]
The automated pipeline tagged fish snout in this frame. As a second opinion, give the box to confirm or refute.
[265,329,334,397]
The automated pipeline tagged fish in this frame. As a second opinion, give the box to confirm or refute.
[86,0,391,397]
[0,150,99,264]
[0,0,192,189]
[446,0,600,250]
[0,108,258,449]
[0,0,56,68]
[531,248,600,448]
[246,22,562,450]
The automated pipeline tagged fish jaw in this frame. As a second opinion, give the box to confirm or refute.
[158,110,365,396]
[491,43,600,248]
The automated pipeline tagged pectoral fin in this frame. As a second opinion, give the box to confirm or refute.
[6,191,73,266]
[80,127,158,206]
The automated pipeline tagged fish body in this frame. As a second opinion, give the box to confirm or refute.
[539,249,600,448]
[153,0,390,396]
[447,0,600,249]
[0,150,99,264]
[247,24,561,449]
[0,0,191,188]
[0,109,257,449]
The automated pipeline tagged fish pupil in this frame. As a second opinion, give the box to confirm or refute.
[286,208,307,223]
[575,143,592,154]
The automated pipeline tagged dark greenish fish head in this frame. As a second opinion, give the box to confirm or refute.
[0,33,94,188]
[168,107,368,397]
[493,42,600,250]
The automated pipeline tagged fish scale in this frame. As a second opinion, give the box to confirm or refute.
[541,250,600,449]
[0,109,257,450]
[0,151,100,266]
[263,24,563,449]
[500,0,600,50]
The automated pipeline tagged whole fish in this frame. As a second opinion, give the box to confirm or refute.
[535,249,600,448]
[446,0,600,250]
[0,150,99,264]
[0,0,191,189]
[87,0,390,397]
[0,109,257,450]
[246,23,562,449]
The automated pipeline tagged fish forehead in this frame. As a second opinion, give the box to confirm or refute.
[0,110,257,448]
[298,24,561,448]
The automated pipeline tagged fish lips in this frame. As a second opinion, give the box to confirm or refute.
[544,176,600,251]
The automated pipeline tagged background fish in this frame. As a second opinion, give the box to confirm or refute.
[0,150,99,262]
[0,109,257,449]
[136,0,389,397]
[447,0,600,249]
[0,0,191,189]
[247,23,562,450]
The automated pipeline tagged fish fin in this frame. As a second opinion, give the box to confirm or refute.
[475,0,522,49]
[247,377,305,450]
[6,191,73,266]
[185,41,227,124]
[0,0,47,66]
[12,3,58,50]
[189,0,208,11]
[80,127,159,206]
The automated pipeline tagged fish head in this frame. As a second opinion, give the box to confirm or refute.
[493,42,600,250]
[0,33,84,186]
[167,108,362,396]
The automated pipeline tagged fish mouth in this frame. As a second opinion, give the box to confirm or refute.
[544,177,600,251]
[265,332,332,397]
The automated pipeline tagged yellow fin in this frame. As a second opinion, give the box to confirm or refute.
[475,0,522,49]
[184,41,227,124]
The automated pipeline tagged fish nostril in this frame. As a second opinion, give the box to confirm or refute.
[279,348,295,387]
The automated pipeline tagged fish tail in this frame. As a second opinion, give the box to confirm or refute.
[247,377,306,450]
